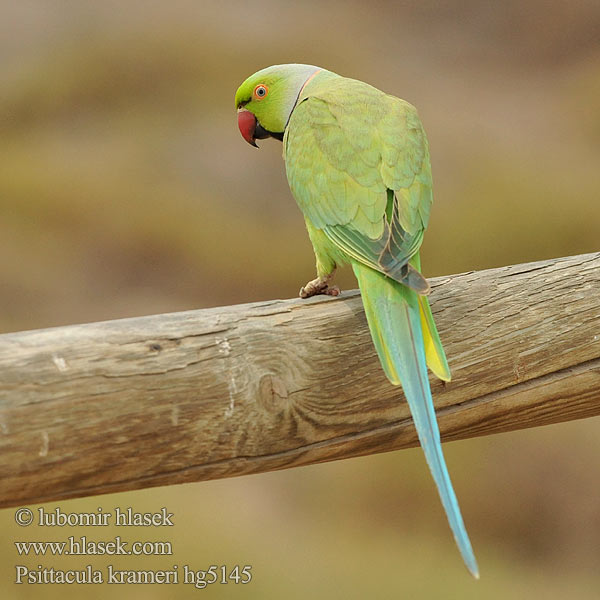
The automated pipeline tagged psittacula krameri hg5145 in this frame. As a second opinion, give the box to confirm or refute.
[235,64,478,578]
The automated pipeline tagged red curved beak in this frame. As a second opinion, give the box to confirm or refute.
[237,109,258,147]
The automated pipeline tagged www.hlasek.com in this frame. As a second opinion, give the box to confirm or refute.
[13,506,252,589]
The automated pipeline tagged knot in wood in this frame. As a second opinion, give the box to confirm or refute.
[258,374,289,413]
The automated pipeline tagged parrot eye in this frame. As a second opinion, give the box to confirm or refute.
[254,84,268,99]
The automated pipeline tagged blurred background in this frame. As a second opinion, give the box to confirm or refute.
[1,0,599,597]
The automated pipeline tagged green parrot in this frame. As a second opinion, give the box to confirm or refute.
[235,64,478,578]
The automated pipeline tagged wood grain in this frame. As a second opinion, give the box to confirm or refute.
[0,253,599,508]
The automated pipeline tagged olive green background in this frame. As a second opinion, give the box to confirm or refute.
[1,1,599,597]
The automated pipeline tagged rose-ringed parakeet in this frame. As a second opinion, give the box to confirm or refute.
[235,64,478,578]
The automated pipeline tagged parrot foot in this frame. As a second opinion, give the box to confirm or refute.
[299,274,340,299]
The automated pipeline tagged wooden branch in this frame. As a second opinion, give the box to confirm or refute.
[0,253,599,508]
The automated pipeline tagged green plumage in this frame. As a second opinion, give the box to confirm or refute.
[285,72,429,264]
[235,64,477,577]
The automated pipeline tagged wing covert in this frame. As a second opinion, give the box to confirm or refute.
[284,78,433,289]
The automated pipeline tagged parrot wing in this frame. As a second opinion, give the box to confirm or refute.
[284,79,433,292]
[285,78,450,380]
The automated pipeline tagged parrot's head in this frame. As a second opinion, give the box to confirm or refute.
[235,64,321,147]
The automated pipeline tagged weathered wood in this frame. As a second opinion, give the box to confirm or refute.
[0,253,599,508]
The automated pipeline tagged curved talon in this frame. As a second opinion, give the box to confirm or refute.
[299,278,341,299]
[299,283,321,298]
[299,269,340,299]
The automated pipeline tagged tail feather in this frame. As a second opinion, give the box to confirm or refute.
[419,295,451,382]
[353,262,478,578]
[410,253,451,382]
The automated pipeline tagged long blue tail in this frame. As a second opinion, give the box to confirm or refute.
[353,263,479,578]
